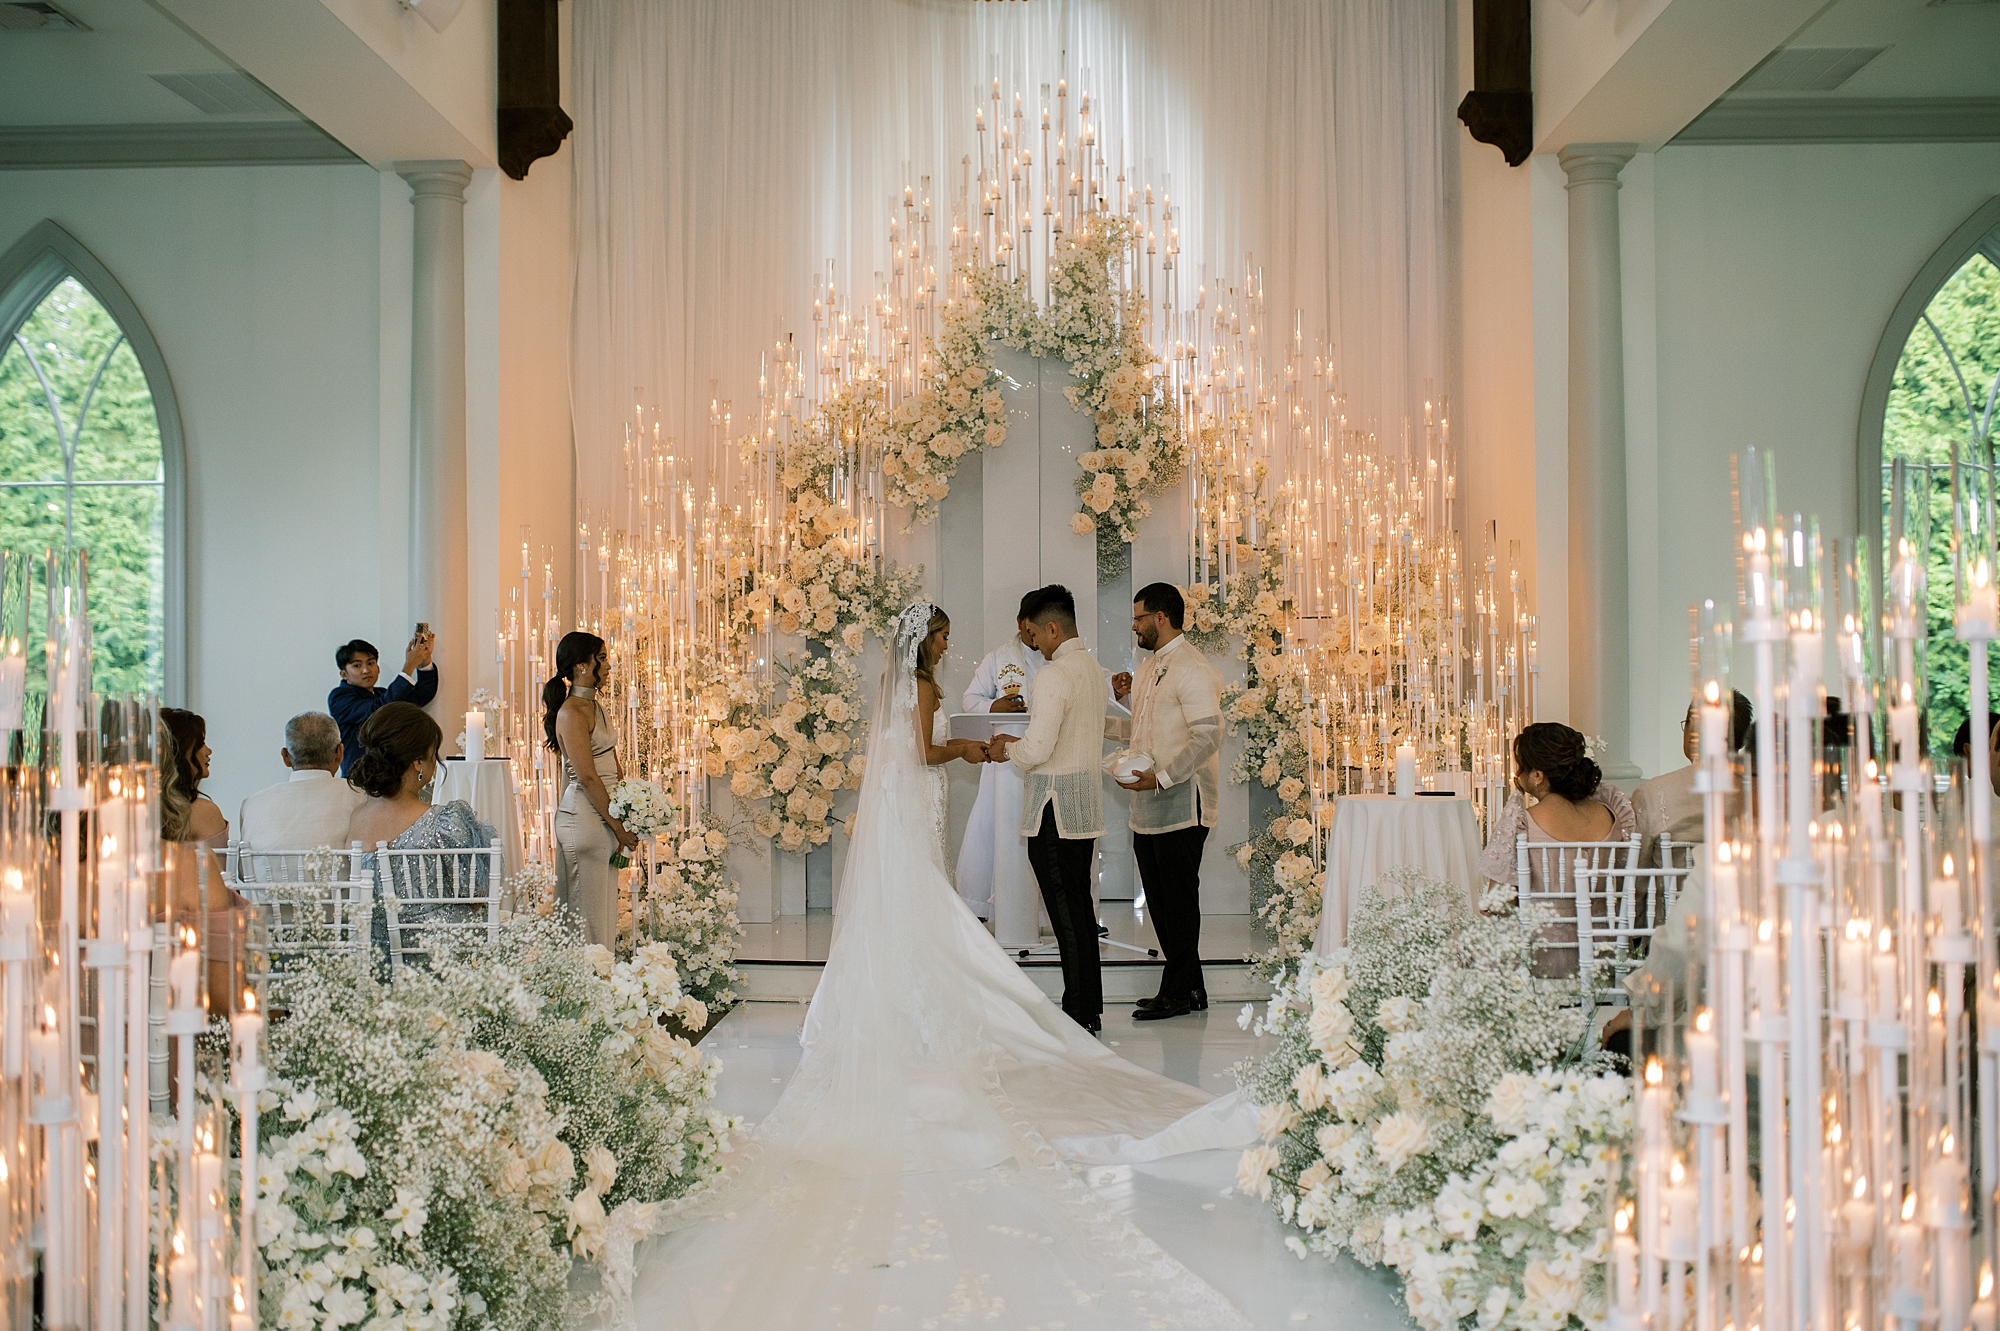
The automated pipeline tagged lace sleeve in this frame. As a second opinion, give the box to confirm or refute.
[1477,796,1528,886]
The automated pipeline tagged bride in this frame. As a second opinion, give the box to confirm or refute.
[621,603,1255,1330]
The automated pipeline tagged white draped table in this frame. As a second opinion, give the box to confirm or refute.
[1313,794,1483,951]
[432,756,524,879]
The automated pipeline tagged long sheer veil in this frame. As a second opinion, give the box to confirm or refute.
[620,603,1254,1331]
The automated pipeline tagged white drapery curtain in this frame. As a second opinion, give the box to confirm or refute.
[569,0,1449,512]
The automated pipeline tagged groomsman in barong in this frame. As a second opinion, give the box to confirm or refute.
[1112,583,1224,1021]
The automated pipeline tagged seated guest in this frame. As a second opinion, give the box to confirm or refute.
[1477,722,1636,977]
[1951,713,2000,795]
[160,708,229,850]
[328,631,438,776]
[346,702,495,957]
[1632,689,1751,864]
[237,712,366,857]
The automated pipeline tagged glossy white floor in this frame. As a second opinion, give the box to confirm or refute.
[701,1000,1415,1331]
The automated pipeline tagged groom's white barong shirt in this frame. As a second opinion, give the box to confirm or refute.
[1007,638,1113,839]
[1117,634,1224,834]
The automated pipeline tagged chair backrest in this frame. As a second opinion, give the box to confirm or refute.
[236,870,376,1002]
[1512,832,1643,978]
[373,842,506,970]
[1573,858,1691,1015]
[227,840,368,886]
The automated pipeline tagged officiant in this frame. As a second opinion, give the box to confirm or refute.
[1112,583,1223,1021]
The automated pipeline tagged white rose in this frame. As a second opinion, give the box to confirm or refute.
[1485,1072,1537,1136]
[1522,1259,1580,1316]
[1306,999,1353,1056]
[753,811,782,839]
[1237,1144,1280,1201]
[1277,777,1305,804]
[818,762,845,789]
[583,1143,618,1195]
[1375,995,1417,1034]
[842,623,864,652]
[1372,1112,1433,1173]
[1291,1060,1330,1112]
[1256,1100,1301,1143]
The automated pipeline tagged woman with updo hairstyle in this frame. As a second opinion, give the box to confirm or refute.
[1476,721,1636,978]
[346,702,496,960]
[547,630,637,947]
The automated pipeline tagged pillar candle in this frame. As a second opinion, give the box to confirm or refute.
[1394,743,1416,799]
[1752,938,1782,1018]
[1891,702,1919,768]
[0,655,23,731]
[1684,1021,1719,1105]
[1699,702,1726,764]
[1874,947,1900,1023]
[1838,930,1867,1016]
[169,947,200,1013]
[231,1005,264,1075]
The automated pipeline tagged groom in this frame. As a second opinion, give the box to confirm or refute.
[988,586,1109,1035]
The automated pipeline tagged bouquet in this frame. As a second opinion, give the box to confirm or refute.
[606,778,677,867]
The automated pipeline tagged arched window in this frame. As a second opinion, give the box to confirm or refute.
[0,222,184,702]
[1866,200,2000,753]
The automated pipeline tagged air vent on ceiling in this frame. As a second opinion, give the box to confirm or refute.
[148,70,290,117]
[1739,46,1889,93]
[0,2,89,31]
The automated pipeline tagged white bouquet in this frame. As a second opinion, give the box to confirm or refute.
[606,778,677,866]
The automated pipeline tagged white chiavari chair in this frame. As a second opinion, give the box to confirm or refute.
[234,864,377,1003]
[373,842,506,970]
[1513,832,1643,981]
[1574,853,1692,1021]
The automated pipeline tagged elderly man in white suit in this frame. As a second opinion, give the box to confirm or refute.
[237,712,366,858]
[957,588,1124,920]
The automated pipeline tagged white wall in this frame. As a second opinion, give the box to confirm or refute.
[1627,142,2000,774]
[0,164,394,821]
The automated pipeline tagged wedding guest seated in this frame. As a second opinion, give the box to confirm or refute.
[1950,712,2000,795]
[237,712,366,859]
[346,702,495,961]
[1477,722,1636,978]
[156,719,249,1002]
[1632,689,1751,865]
[328,631,438,776]
[161,707,229,850]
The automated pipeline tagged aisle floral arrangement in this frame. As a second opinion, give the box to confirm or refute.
[253,917,732,1331]
[1236,876,1629,1331]
[629,813,743,1008]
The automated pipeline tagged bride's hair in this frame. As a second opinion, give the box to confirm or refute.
[543,630,606,749]
[914,605,950,688]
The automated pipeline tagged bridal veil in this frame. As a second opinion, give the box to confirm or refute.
[621,604,1253,1330]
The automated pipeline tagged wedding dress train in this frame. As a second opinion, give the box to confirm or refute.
[621,605,1255,1330]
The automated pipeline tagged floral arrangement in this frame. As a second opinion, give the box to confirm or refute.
[819,214,1183,579]
[1235,877,1625,1331]
[713,650,866,853]
[253,916,731,1330]
[969,216,1184,580]
[606,778,678,867]
[626,812,743,1009]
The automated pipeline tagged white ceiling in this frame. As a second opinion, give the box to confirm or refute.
[1728,0,2000,102]
[0,0,305,126]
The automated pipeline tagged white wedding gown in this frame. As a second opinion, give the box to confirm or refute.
[621,605,1256,1330]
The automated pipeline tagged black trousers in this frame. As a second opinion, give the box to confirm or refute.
[1027,805,1101,1024]
[1134,822,1209,999]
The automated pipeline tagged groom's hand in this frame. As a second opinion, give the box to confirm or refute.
[988,733,1015,762]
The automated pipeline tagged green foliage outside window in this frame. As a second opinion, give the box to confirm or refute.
[0,277,165,702]
[1880,252,2000,755]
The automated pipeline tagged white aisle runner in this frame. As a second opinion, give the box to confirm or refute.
[679,1004,1416,1331]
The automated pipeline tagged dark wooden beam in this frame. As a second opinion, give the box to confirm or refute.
[1457,0,1532,167]
[497,0,571,181]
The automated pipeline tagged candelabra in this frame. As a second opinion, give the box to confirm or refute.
[0,547,261,1331]
[1620,446,1995,1331]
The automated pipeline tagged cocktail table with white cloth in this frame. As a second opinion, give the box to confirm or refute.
[1314,793,1482,950]
[431,755,524,879]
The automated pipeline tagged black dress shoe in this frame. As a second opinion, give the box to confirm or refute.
[1138,990,1205,1013]
[1190,989,1209,1011]
[1133,996,1194,1021]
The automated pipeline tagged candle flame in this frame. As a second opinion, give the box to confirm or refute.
[244,988,257,1012]
[1931,989,1943,1018]
[1694,1008,1712,1035]
[1902,1191,1917,1221]
[1855,1176,1868,1200]
[1981,1266,1993,1301]
[1644,1057,1663,1087]
[1943,853,1956,877]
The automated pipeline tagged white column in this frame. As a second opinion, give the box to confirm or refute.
[1559,144,1639,781]
[397,160,472,726]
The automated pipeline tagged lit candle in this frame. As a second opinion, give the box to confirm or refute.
[1935,855,1964,936]
[1891,701,1919,769]
[1874,931,1900,1023]
[169,941,200,1013]
[231,993,264,1075]
[1838,925,1868,1019]
[1752,932,1782,1019]
[1698,700,1726,765]
[1684,1010,1720,1107]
